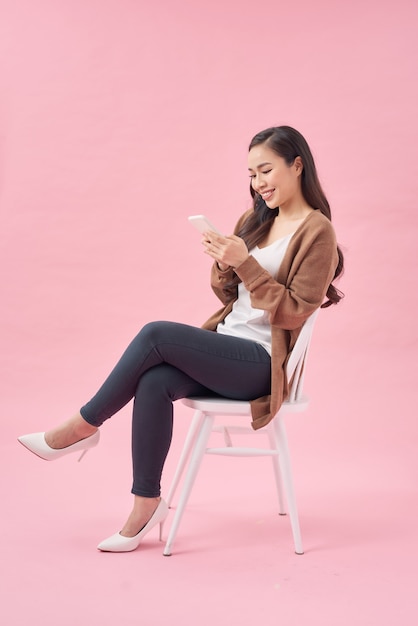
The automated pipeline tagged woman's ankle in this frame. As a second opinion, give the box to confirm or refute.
[45,414,98,449]
[120,496,161,537]
[72,413,98,438]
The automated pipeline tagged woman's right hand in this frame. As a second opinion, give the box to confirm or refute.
[202,231,249,270]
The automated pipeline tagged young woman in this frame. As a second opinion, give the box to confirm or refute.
[18,125,344,552]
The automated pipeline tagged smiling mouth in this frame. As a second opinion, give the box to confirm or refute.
[261,189,275,201]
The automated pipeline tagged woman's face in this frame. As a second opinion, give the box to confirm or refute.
[248,143,302,209]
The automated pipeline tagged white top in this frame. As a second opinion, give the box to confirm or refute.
[216,233,294,355]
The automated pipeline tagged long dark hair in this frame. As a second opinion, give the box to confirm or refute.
[237,125,344,307]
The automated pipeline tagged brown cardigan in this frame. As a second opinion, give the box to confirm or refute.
[202,209,339,430]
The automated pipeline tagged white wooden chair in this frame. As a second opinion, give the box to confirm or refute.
[163,310,319,556]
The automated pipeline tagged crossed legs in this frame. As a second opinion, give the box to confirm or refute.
[44,321,271,540]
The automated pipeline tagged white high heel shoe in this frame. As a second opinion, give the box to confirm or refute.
[17,430,100,462]
[97,499,169,552]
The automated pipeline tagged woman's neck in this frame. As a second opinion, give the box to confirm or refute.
[274,189,313,220]
[275,202,314,221]
[260,205,313,246]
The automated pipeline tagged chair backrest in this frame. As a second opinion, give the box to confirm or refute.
[285,309,319,403]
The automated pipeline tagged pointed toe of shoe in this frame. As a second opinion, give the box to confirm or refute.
[17,430,100,461]
[18,432,51,460]
[97,532,141,553]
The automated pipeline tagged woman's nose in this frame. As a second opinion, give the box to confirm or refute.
[254,175,265,191]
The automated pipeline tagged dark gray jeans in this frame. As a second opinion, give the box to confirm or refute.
[80,321,271,497]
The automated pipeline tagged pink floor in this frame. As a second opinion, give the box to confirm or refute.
[2,336,417,626]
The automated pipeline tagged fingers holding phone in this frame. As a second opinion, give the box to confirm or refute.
[188,215,249,269]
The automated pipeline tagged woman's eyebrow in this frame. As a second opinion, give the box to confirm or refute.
[248,161,273,171]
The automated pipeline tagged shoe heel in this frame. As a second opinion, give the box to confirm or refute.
[78,449,89,462]
[159,519,165,542]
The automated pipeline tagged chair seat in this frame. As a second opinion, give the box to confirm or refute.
[182,396,252,415]
[182,394,310,414]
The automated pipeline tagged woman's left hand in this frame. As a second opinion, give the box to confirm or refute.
[202,231,249,269]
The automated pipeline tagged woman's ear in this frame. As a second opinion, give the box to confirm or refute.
[294,156,303,176]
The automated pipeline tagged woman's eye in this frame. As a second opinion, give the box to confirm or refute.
[249,169,271,179]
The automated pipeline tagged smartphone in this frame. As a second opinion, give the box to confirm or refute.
[188,215,221,235]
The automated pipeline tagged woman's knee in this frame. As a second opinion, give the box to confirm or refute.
[135,364,200,401]
[138,321,174,346]
[135,366,169,397]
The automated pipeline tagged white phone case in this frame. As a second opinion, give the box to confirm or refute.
[188,215,221,235]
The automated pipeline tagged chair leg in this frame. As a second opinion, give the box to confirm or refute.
[166,410,205,507]
[163,413,214,556]
[267,427,286,515]
[272,415,304,555]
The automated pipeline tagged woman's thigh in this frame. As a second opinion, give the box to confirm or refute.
[138,321,272,400]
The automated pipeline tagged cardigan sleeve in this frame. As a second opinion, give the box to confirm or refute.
[209,263,238,305]
[234,216,339,330]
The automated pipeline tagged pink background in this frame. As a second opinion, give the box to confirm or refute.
[1,1,417,624]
